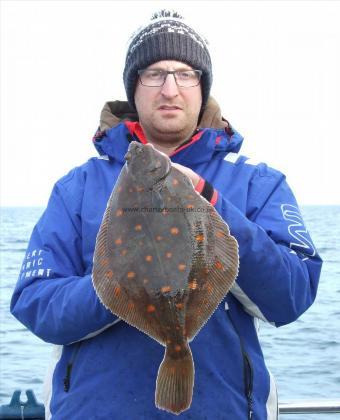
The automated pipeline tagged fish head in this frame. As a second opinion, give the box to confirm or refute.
[125,142,171,187]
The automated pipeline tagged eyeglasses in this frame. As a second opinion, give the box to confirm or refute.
[137,69,202,88]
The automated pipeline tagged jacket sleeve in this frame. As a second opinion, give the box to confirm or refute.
[10,174,118,345]
[212,167,322,326]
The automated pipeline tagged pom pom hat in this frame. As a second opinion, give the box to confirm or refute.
[123,10,212,110]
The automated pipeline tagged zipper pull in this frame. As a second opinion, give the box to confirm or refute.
[248,395,254,419]
[63,363,72,392]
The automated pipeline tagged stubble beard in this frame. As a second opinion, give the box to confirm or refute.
[143,114,198,148]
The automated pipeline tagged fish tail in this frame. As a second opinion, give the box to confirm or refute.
[155,342,194,415]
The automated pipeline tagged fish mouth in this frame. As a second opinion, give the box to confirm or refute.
[125,151,132,161]
[125,141,143,162]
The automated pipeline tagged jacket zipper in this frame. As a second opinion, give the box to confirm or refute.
[227,310,254,419]
[63,341,82,392]
[243,351,254,419]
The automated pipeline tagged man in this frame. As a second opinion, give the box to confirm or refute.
[11,10,322,420]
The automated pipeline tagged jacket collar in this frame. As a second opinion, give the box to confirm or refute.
[93,96,244,165]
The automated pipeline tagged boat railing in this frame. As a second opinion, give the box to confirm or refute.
[279,399,340,414]
[0,390,339,418]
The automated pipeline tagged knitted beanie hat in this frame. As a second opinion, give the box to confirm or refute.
[123,10,212,110]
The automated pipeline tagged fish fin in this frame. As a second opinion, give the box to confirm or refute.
[185,206,239,340]
[155,343,194,415]
[92,198,167,345]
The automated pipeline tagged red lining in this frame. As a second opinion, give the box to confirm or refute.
[170,130,205,156]
[211,190,218,206]
[124,121,148,144]
[195,177,205,194]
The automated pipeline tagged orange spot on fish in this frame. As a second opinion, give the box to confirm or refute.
[161,286,171,293]
[189,279,198,290]
[146,304,156,313]
[186,204,194,209]
[128,301,134,309]
[113,286,121,297]
[156,235,162,241]
[135,224,142,231]
[101,258,109,265]
[172,178,179,186]
[166,339,172,344]
[127,271,135,279]
[206,283,213,293]
[166,252,172,259]
[216,230,225,238]
[117,186,123,193]
[174,345,181,352]
[215,261,223,270]
[170,227,179,235]
[145,255,153,262]
[195,233,204,242]
[115,238,122,245]
[121,249,127,256]
[116,209,123,217]
[105,270,113,279]
[175,303,184,310]
[178,264,186,271]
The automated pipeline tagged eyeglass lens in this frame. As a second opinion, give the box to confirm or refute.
[139,70,201,87]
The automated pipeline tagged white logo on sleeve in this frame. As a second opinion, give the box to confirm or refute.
[281,204,316,258]
[20,249,53,280]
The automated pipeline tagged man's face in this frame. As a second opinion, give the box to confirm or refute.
[134,60,202,146]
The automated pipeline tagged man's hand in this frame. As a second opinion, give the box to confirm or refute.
[171,162,200,188]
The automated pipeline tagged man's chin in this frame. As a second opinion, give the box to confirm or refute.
[154,124,184,138]
[153,116,186,133]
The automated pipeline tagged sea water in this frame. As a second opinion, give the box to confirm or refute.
[1,206,339,419]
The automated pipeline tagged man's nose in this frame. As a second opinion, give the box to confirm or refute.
[160,73,179,97]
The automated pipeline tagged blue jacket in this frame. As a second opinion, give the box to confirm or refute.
[11,100,322,419]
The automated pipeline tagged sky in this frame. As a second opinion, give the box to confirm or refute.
[1,0,340,206]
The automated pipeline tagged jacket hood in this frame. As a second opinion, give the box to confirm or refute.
[93,96,244,165]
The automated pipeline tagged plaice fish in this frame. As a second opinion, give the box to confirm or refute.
[92,141,239,415]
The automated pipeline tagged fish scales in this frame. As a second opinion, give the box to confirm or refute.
[92,141,239,415]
